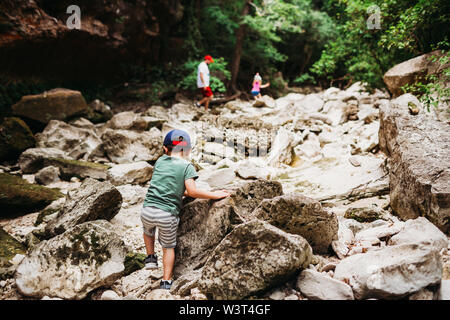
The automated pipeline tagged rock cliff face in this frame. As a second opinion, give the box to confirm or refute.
[379,93,450,234]
[0,0,184,82]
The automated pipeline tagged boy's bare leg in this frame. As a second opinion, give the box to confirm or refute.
[199,97,208,106]
[162,248,175,280]
[204,96,213,111]
[143,233,155,255]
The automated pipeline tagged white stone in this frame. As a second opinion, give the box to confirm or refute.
[388,217,448,252]
[355,222,404,242]
[269,290,286,300]
[296,269,354,300]
[438,280,450,300]
[107,161,153,186]
[101,290,121,300]
[146,289,176,300]
[334,244,442,300]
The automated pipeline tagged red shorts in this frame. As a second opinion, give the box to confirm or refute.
[200,86,213,98]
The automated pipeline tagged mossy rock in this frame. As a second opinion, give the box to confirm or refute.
[0,173,63,217]
[0,227,27,280]
[123,252,147,276]
[46,158,110,181]
[11,89,88,125]
[344,207,388,223]
[0,117,36,161]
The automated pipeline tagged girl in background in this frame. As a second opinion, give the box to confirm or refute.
[251,72,270,99]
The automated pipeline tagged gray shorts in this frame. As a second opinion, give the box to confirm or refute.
[141,206,179,249]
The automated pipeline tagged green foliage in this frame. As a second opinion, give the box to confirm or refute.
[401,48,450,112]
[294,73,316,85]
[309,0,450,89]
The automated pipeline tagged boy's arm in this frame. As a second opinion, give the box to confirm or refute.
[185,178,230,200]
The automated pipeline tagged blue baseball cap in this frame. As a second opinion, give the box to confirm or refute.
[163,129,192,150]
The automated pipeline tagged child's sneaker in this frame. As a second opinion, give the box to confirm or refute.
[144,254,158,269]
[160,280,173,290]
[194,101,201,108]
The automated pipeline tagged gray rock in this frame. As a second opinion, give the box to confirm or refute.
[296,269,354,300]
[18,147,109,180]
[252,194,338,253]
[197,220,312,299]
[201,167,236,188]
[354,222,404,243]
[379,93,450,234]
[19,148,69,174]
[235,159,270,180]
[388,217,448,252]
[101,290,121,300]
[438,280,450,300]
[107,162,153,186]
[99,128,163,164]
[35,166,60,185]
[12,89,88,125]
[174,179,283,278]
[36,120,102,160]
[15,220,129,299]
[383,50,447,97]
[334,244,442,299]
[170,269,202,296]
[105,111,149,131]
[174,197,236,278]
[231,179,284,219]
[344,206,390,223]
[44,178,122,238]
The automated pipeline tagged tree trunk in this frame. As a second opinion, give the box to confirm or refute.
[228,1,250,93]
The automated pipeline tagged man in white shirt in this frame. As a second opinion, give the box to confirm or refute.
[195,55,214,111]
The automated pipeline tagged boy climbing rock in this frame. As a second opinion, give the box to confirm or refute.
[141,129,230,290]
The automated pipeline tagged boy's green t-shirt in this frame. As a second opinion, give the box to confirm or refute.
[143,154,198,216]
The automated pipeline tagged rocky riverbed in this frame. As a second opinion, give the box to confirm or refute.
[0,79,449,300]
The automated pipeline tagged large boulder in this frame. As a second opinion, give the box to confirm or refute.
[18,147,69,174]
[388,217,448,252]
[296,269,354,300]
[197,220,312,300]
[12,89,88,125]
[334,244,442,300]
[15,220,129,299]
[0,117,35,161]
[383,50,447,97]
[174,197,236,278]
[251,194,338,253]
[35,120,101,160]
[0,173,63,217]
[0,227,27,280]
[231,179,284,219]
[44,178,122,238]
[379,94,450,234]
[99,128,163,164]
[174,179,283,278]
[105,111,165,131]
[18,148,109,180]
[107,162,153,186]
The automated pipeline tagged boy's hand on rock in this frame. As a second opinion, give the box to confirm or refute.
[213,190,231,199]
